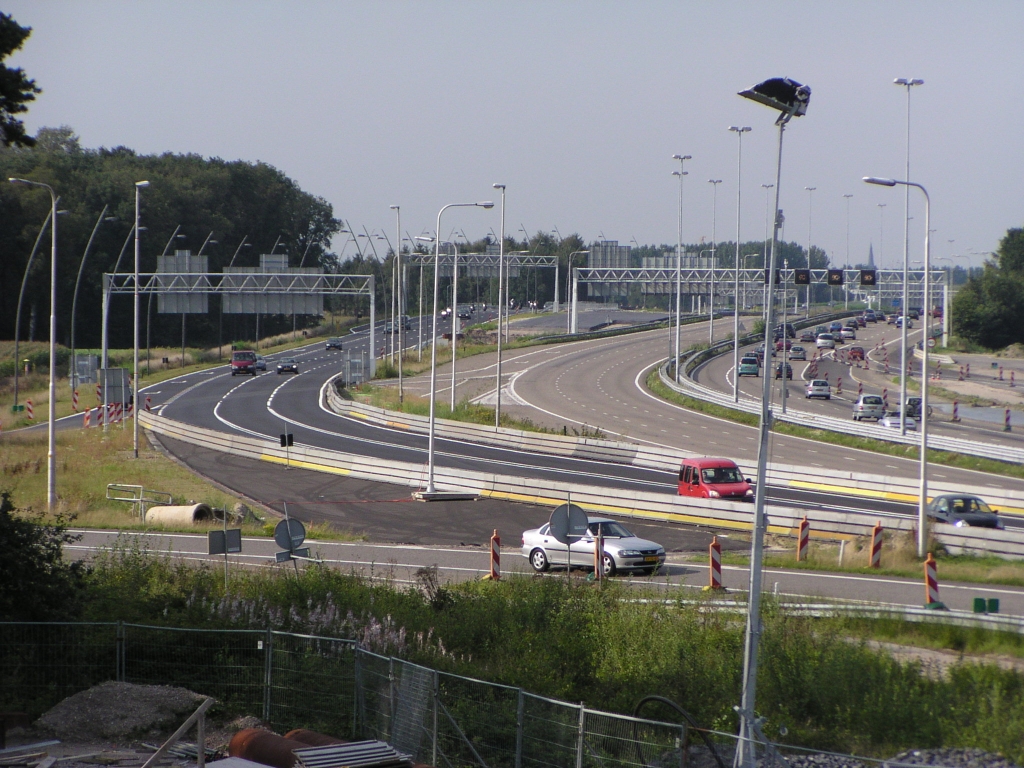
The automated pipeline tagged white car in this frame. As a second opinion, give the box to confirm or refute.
[805,379,831,399]
[816,333,836,349]
[879,412,917,430]
[840,327,856,340]
[789,345,807,361]
[521,517,666,577]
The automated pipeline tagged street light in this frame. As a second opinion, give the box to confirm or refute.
[865,175,931,559]
[71,206,117,392]
[566,250,589,334]
[422,200,494,497]
[493,184,506,428]
[804,187,816,314]
[390,205,404,403]
[708,179,722,344]
[734,75,811,768]
[895,77,924,436]
[728,129,750,402]
[9,177,59,511]
[13,206,59,408]
[671,153,691,382]
[133,181,150,458]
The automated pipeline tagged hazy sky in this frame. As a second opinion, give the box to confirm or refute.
[6,2,1023,268]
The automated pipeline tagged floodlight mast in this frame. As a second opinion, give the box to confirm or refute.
[733,77,810,768]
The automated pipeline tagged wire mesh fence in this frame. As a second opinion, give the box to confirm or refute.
[0,623,702,768]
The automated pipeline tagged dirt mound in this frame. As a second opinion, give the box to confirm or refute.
[998,343,1024,359]
[35,681,208,740]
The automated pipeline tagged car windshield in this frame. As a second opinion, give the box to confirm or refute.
[282,358,296,364]
[591,521,632,538]
[863,396,883,405]
[950,497,994,515]
[701,466,743,484]
[811,380,828,387]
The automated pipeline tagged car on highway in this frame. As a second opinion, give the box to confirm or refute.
[774,338,793,352]
[852,394,886,421]
[799,330,816,342]
[678,457,754,501]
[896,316,914,329]
[840,327,857,340]
[878,411,917,430]
[927,494,1004,529]
[775,323,796,338]
[737,357,760,377]
[276,358,299,374]
[326,337,344,350]
[887,313,900,325]
[522,517,666,576]
[789,345,807,361]
[905,397,933,419]
[775,362,793,379]
[230,350,258,376]
[848,346,865,361]
[864,310,878,323]
[805,379,831,399]
[829,321,844,334]
[816,333,836,349]
[854,315,867,328]
[255,354,267,372]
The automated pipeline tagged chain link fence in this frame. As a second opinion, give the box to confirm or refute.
[1,622,712,768]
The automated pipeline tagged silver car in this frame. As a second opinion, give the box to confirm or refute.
[853,394,886,421]
[521,517,666,577]
[789,345,807,361]
[879,411,917,430]
[805,379,831,399]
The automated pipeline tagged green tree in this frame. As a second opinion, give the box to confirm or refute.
[0,491,87,620]
[0,13,40,148]
[953,228,1024,349]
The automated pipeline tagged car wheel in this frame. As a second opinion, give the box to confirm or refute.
[602,553,617,577]
[529,548,550,572]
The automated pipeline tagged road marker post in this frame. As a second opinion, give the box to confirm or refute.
[145,395,152,412]
[1012,371,1016,388]
[952,400,960,422]
[26,399,33,420]
[924,553,946,609]
[999,366,1004,381]
[836,376,842,395]
[592,526,604,584]
[796,516,810,562]
[483,529,500,580]
[869,520,883,568]
[882,388,888,409]
[72,389,79,412]
[1005,408,1012,433]
[966,363,971,379]
[704,536,724,591]
[96,383,102,403]
[83,408,90,428]
[857,381,863,398]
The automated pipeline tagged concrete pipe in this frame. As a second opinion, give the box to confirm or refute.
[145,503,214,525]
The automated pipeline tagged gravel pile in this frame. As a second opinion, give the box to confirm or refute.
[35,681,208,740]
[886,749,1020,768]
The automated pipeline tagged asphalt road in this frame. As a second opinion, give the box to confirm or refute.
[68,528,1024,616]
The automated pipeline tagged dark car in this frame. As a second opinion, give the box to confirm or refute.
[276,358,299,374]
[775,362,793,379]
[927,495,1004,529]
[799,330,816,342]
[326,337,343,350]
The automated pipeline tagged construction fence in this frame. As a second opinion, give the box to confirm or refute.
[1,622,696,768]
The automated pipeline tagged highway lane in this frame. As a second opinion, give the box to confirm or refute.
[68,529,1024,616]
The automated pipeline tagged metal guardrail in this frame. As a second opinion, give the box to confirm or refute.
[106,483,173,521]
[668,328,1024,465]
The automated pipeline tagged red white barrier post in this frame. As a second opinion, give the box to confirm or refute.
[1005,408,1012,433]
[96,383,102,403]
[836,376,843,395]
[487,529,500,580]
[924,553,944,608]
[857,381,863,398]
[145,395,152,412]
[593,526,605,583]
[869,520,883,568]
[83,408,90,428]
[26,399,33,420]
[796,516,810,562]
[72,389,79,412]
[705,536,724,591]
[952,399,960,422]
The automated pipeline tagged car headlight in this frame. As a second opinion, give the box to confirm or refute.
[745,488,754,497]
[955,519,966,527]
[708,490,720,498]
[619,550,641,557]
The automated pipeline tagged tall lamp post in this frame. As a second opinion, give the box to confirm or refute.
[729,129,750,402]
[865,176,930,558]
[671,154,691,382]
[708,179,722,344]
[133,181,150,458]
[895,77,924,435]
[493,184,506,428]
[390,205,404,403]
[13,207,58,408]
[760,183,774,315]
[71,205,117,392]
[422,200,494,497]
[733,76,810,768]
[804,187,816,314]
[9,177,60,511]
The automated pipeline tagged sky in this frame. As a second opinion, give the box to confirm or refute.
[6,1,1023,269]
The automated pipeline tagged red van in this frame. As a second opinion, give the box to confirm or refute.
[231,350,258,376]
[678,458,754,502]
